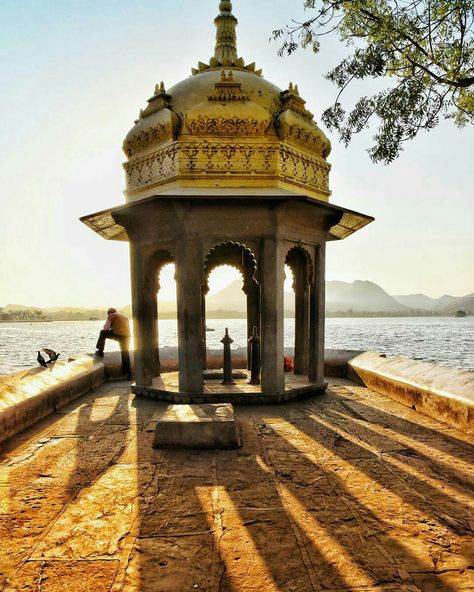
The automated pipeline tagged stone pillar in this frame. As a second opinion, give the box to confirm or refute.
[201,285,207,370]
[309,243,326,383]
[175,239,204,394]
[130,242,157,386]
[260,238,285,395]
[294,265,309,375]
[246,282,260,369]
[151,286,160,377]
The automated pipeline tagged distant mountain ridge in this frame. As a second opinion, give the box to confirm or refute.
[326,280,406,313]
[2,280,473,318]
[436,294,474,315]
[392,293,458,310]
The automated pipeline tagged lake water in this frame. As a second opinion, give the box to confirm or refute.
[0,317,473,375]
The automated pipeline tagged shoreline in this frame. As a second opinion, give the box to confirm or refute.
[0,319,53,323]
[0,314,472,323]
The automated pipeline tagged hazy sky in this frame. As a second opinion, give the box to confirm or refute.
[1,0,473,307]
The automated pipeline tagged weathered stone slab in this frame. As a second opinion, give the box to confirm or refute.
[152,403,241,449]
[14,559,119,592]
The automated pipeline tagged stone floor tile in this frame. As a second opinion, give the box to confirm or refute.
[123,535,214,592]
[0,483,78,574]
[410,569,474,590]
[138,476,215,537]
[218,508,314,592]
[158,449,214,477]
[3,436,79,494]
[12,559,119,592]
[31,464,153,560]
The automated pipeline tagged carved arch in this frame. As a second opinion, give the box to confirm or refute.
[285,246,313,291]
[146,249,174,292]
[203,241,258,294]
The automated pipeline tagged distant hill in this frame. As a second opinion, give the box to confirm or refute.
[207,281,246,312]
[121,298,176,318]
[436,293,474,315]
[206,280,296,315]
[208,279,411,314]
[2,281,472,319]
[392,293,457,311]
[393,292,474,314]
[326,280,408,313]
[3,304,43,312]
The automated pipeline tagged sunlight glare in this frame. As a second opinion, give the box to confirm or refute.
[158,263,177,301]
[207,265,242,295]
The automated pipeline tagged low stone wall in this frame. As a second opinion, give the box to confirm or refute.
[348,352,474,432]
[0,356,105,444]
[324,349,366,377]
[97,347,353,379]
[96,349,249,381]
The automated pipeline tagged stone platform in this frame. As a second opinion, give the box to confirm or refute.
[153,403,241,449]
[132,370,327,404]
[1,378,473,591]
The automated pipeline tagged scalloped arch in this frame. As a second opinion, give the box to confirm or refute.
[147,249,174,292]
[203,241,258,294]
[285,246,313,288]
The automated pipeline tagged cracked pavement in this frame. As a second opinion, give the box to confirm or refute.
[0,379,473,591]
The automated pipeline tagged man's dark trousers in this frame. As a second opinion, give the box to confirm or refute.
[96,330,131,379]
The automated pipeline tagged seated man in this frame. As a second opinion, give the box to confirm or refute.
[96,308,132,380]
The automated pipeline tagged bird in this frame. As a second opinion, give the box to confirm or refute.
[43,348,60,363]
[37,351,48,368]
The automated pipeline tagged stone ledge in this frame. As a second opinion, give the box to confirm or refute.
[348,352,474,432]
[0,356,105,444]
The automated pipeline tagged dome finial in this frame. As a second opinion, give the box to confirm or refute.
[213,0,238,66]
[219,0,232,11]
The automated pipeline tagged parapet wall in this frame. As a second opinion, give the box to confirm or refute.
[0,356,105,444]
[348,352,474,433]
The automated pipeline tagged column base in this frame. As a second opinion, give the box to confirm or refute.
[132,371,328,405]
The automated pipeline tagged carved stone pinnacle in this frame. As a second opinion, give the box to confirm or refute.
[213,0,238,66]
[219,0,232,12]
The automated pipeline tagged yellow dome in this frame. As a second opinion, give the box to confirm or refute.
[170,69,282,117]
[122,1,332,203]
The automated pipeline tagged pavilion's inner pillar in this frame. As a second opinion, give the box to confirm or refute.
[246,282,260,369]
[130,243,158,386]
[260,238,285,395]
[201,284,207,370]
[151,281,160,377]
[309,243,326,383]
[293,266,310,375]
[176,239,204,394]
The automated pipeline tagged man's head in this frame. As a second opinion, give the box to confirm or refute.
[107,307,117,315]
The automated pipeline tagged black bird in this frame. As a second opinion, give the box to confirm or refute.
[37,351,48,368]
[43,348,60,363]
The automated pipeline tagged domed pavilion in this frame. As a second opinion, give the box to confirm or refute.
[81,1,373,401]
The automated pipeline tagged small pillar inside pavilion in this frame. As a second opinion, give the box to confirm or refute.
[81,1,373,402]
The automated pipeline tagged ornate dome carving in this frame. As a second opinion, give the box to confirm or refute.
[122,1,332,203]
[185,70,272,137]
